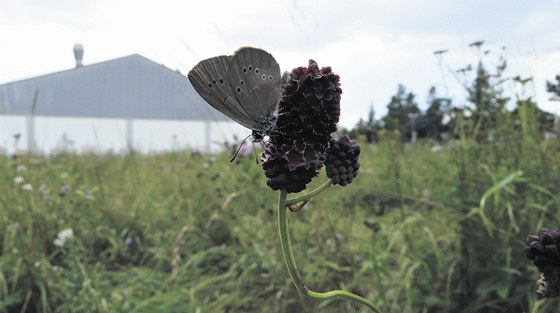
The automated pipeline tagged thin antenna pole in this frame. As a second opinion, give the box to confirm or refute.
[27,89,39,153]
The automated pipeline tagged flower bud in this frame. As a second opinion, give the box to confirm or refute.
[325,136,360,186]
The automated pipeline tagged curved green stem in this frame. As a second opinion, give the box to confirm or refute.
[277,191,383,313]
[278,190,306,294]
[307,290,381,310]
[286,179,333,206]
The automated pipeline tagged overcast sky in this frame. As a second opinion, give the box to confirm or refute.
[1,0,559,127]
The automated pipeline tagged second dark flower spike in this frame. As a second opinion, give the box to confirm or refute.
[262,60,342,193]
[326,136,360,186]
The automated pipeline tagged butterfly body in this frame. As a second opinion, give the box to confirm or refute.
[188,47,281,141]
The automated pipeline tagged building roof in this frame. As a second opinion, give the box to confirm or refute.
[0,54,228,121]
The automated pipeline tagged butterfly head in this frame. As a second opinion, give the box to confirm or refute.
[252,111,276,143]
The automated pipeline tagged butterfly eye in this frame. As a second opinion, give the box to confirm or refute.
[236,87,242,93]
[262,74,266,80]
[268,75,273,80]
[248,65,253,71]
[243,67,248,74]
[240,79,244,85]
[255,68,260,74]
[219,78,224,84]
[208,83,212,88]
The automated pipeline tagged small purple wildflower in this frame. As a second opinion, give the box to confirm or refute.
[125,236,133,246]
[238,143,252,156]
[59,184,70,197]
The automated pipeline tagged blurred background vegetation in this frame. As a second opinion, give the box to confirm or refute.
[1,44,559,313]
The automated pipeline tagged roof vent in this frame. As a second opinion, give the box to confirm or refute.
[73,43,84,68]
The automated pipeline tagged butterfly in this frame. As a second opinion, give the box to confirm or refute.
[188,47,282,142]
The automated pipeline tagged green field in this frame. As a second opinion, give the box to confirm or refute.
[1,128,559,312]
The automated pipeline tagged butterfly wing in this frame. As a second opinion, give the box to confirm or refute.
[226,47,282,130]
[188,55,258,129]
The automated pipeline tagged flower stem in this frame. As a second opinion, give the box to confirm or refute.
[278,190,306,294]
[285,179,333,206]
[277,190,383,313]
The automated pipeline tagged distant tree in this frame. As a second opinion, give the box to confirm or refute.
[546,74,560,101]
[349,118,366,140]
[383,84,407,131]
[537,109,556,132]
[348,105,381,143]
[364,105,381,142]
[382,84,420,140]
[468,62,494,125]
[459,58,510,140]
[367,105,375,126]
[423,86,452,140]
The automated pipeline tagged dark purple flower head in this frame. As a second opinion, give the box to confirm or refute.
[262,60,342,193]
[279,60,341,136]
[325,136,360,186]
[526,227,560,298]
[526,228,560,269]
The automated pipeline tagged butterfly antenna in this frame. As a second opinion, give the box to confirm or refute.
[230,134,252,162]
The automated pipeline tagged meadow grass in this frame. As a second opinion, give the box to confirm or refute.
[0,131,559,312]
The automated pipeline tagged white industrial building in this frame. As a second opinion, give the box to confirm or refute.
[0,45,247,155]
